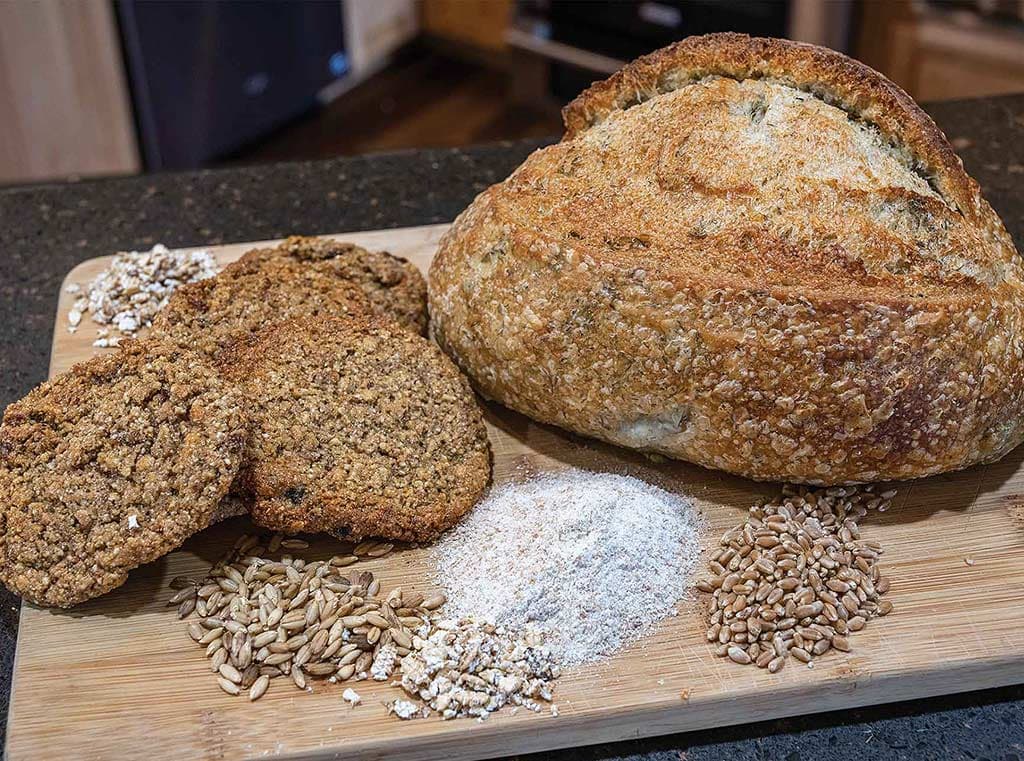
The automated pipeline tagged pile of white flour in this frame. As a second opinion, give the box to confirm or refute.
[432,468,702,667]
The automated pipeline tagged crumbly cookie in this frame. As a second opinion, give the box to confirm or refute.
[224,317,491,542]
[238,236,428,334]
[150,254,372,363]
[206,495,249,526]
[0,339,247,607]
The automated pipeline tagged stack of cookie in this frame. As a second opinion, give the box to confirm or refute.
[0,237,492,607]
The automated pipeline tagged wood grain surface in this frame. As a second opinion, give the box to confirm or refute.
[7,223,1024,760]
[0,0,138,183]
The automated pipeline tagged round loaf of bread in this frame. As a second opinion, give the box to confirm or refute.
[429,33,1024,484]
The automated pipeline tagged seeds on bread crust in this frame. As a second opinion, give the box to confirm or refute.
[238,236,428,335]
[0,339,247,607]
[150,254,372,363]
[429,34,1024,484]
[224,317,491,542]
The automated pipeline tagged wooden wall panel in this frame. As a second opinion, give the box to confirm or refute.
[0,0,139,184]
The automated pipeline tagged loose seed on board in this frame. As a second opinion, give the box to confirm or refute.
[172,534,444,704]
[365,543,394,558]
[696,484,894,672]
[168,586,197,605]
[219,663,243,684]
[211,649,228,673]
[249,674,270,701]
[303,662,337,677]
[421,594,446,611]
[354,651,373,676]
[352,541,376,556]
[727,646,751,665]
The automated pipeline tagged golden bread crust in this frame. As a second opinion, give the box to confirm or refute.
[563,33,1006,238]
[429,34,1024,484]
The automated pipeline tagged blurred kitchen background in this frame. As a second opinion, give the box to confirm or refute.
[3,0,1024,185]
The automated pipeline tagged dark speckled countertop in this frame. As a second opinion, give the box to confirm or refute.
[3,96,1024,760]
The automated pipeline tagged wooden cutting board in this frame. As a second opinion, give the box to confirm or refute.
[7,222,1024,760]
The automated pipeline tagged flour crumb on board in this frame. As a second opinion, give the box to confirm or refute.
[342,688,361,706]
[433,468,702,666]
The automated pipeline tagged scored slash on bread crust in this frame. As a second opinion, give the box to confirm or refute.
[222,317,491,542]
[563,32,1005,240]
[428,33,1024,484]
[0,339,247,607]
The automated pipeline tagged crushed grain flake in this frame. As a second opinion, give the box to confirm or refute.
[395,618,559,720]
[370,643,398,681]
[433,469,702,666]
[342,688,361,706]
[69,244,218,343]
[388,699,427,720]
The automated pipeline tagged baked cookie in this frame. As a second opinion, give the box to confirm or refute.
[150,254,372,363]
[224,317,490,542]
[238,236,428,335]
[206,495,249,526]
[0,339,247,607]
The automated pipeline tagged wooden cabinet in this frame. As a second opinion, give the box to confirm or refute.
[0,0,139,184]
[857,1,1024,102]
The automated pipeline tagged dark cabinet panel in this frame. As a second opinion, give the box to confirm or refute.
[119,0,348,169]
